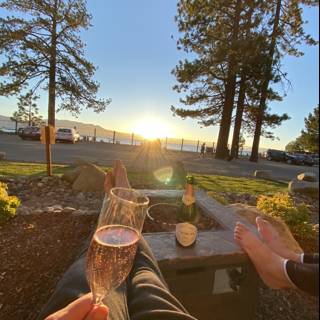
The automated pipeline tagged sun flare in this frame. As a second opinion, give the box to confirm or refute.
[134,118,172,140]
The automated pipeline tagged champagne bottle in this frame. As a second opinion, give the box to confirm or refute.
[176,175,198,247]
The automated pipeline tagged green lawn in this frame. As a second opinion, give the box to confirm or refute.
[0,161,69,178]
[193,173,287,195]
[0,161,180,189]
[0,161,287,195]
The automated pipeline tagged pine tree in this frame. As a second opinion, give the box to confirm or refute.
[14,90,43,126]
[285,140,305,153]
[10,111,23,133]
[249,0,318,162]
[172,0,252,158]
[298,106,319,153]
[0,0,111,127]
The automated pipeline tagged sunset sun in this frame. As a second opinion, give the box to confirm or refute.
[134,118,172,140]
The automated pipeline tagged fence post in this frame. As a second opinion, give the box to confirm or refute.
[113,131,116,144]
[131,133,134,145]
[93,128,97,142]
[196,140,200,153]
[181,138,184,151]
[165,137,168,149]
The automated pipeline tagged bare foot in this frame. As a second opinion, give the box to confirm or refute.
[104,160,130,194]
[104,171,114,194]
[114,160,130,189]
[256,217,301,263]
[234,222,293,289]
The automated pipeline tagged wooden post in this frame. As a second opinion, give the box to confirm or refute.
[196,140,200,153]
[113,131,116,144]
[131,133,134,145]
[165,137,168,150]
[181,138,184,151]
[45,126,52,176]
[93,128,97,142]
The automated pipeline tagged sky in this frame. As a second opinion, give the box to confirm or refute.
[0,0,319,149]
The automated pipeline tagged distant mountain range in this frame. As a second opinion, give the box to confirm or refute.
[0,114,141,139]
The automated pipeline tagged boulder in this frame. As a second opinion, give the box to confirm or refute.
[297,172,318,182]
[254,170,273,180]
[61,166,84,184]
[0,151,6,160]
[62,207,76,214]
[289,179,319,199]
[228,203,303,254]
[72,164,106,192]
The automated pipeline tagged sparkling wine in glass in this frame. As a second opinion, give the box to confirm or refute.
[86,187,149,305]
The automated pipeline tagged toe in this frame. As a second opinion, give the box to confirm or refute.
[104,171,114,193]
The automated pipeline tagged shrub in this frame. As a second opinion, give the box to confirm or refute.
[0,182,20,223]
[257,193,314,239]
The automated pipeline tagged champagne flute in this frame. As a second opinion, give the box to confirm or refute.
[86,187,149,305]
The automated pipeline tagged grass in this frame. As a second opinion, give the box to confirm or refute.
[0,161,287,195]
[0,161,69,178]
[193,173,287,196]
[0,161,181,189]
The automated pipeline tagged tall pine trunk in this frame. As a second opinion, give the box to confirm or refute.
[48,0,57,127]
[28,103,31,126]
[230,72,246,158]
[250,0,281,162]
[215,0,242,159]
[230,3,253,159]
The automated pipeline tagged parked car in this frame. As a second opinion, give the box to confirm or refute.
[310,154,319,166]
[55,128,80,143]
[266,149,287,162]
[295,154,315,167]
[18,126,41,140]
[266,149,303,165]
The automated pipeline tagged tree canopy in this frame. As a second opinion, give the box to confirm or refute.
[172,0,318,161]
[0,0,111,126]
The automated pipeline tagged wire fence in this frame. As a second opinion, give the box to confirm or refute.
[0,119,221,154]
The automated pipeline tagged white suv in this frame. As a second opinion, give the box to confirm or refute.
[56,128,80,143]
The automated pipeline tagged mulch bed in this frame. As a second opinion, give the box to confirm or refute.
[0,213,97,320]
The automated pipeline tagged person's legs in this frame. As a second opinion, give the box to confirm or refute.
[235,222,319,297]
[234,222,293,289]
[285,260,319,296]
[127,237,198,320]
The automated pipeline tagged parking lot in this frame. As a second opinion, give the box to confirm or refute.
[0,134,318,182]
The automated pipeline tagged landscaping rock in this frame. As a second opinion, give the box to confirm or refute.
[72,209,87,216]
[0,151,6,160]
[62,207,76,214]
[297,172,318,182]
[44,206,55,213]
[61,166,83,184]
[289,179,319,199]
[52,205,63,211]
[228,203,303,254]
[72,164,106,192]
[254,170,273,180]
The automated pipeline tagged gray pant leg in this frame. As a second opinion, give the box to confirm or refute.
[127,237,198,320]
